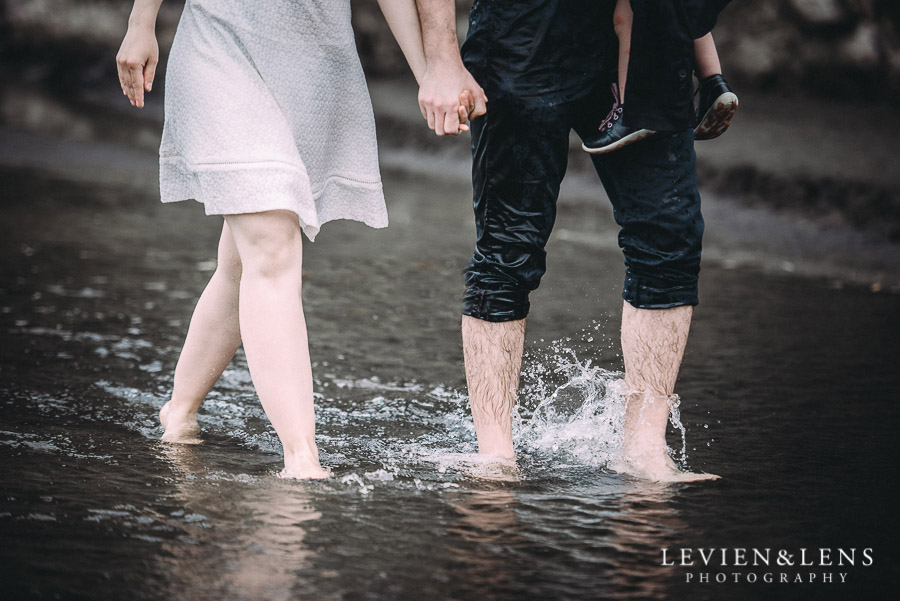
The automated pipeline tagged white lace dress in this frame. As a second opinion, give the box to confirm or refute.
[159,0,387,241]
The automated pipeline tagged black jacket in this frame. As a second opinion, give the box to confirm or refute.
[627,0,733,131]
[460,0,732,131]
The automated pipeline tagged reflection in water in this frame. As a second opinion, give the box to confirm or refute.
[2,160,898,599]
[447,486,521,598]
[443,478,689,601]
[156,444,321,601]
[605,482,684,600]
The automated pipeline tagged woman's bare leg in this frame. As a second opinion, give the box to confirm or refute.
[694,32,722,79]
[160,221,243,443]
[224,210,327,479]
[613,0,633,103]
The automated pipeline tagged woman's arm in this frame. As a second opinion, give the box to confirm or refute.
[377,0,474,131]
[116,0,164,108]
[376,0,426,83]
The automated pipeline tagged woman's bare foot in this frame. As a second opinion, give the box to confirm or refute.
[159,400,201,444]
[277,448,331,480]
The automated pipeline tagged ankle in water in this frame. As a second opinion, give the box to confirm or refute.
[280,448,330,480]
[473,418,515,458]
[159,400,201,444]
[618,391,718,481]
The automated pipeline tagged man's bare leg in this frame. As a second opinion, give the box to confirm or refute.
[461,316,525,459]
[160,221,243,443]
[620,300,718,481]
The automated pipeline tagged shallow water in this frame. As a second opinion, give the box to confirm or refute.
[1,161,899,600]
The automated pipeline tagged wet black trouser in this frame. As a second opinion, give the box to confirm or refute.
[461,87,704,322]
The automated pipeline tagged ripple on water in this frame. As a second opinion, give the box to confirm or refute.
[77,341,703,494]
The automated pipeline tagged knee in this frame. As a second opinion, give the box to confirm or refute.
[243,234,302,281]
[613,3,632,39]
[620,229,702,308]
[229,214,303,282]
[462,249,545,322]
[462,286,531,322]
[215,256,243,282]
[622,268,700,309]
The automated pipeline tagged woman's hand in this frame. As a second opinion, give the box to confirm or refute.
[417,60,487,136]
[116,25,159,108]
[456,89,477,132]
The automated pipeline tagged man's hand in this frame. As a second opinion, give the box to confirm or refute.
[417,60,487,136]
[414,0,487,135]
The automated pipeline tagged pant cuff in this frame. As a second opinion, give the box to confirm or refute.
[623,274,699,309]
[462,288,530,322]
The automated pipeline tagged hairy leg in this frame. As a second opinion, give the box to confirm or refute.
[160,221,243,443]
[613,0,633,103]
[693,32,722,79]
[225,210,327,479]
[461,316,526,459]
[620,300,717,481]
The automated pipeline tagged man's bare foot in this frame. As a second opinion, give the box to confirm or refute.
[277,449,331,480]
[618,442,719,483]
[471,422,518,481]
[433,452,519,482]
[468,454,519,482]
[619,392,719,483]
[159,400,201,444]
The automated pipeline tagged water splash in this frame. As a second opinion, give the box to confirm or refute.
[665,394,688,466]
[340,473,374,495]
[515,340,690,471]
[516,347,628,469]
[88,325,697,489]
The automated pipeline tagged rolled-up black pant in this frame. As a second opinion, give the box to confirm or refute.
[462,89,704,322]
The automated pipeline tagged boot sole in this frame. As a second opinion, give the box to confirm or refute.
[582,128,656,154]
[694,92,738,140]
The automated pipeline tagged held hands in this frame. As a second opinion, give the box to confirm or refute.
[418,62,487,136]
[115,25,159,108]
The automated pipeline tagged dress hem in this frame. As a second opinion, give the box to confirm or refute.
[159,155,388,241]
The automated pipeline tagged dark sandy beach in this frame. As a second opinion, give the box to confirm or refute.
[2,1,900,595]
[1,102,899,598]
